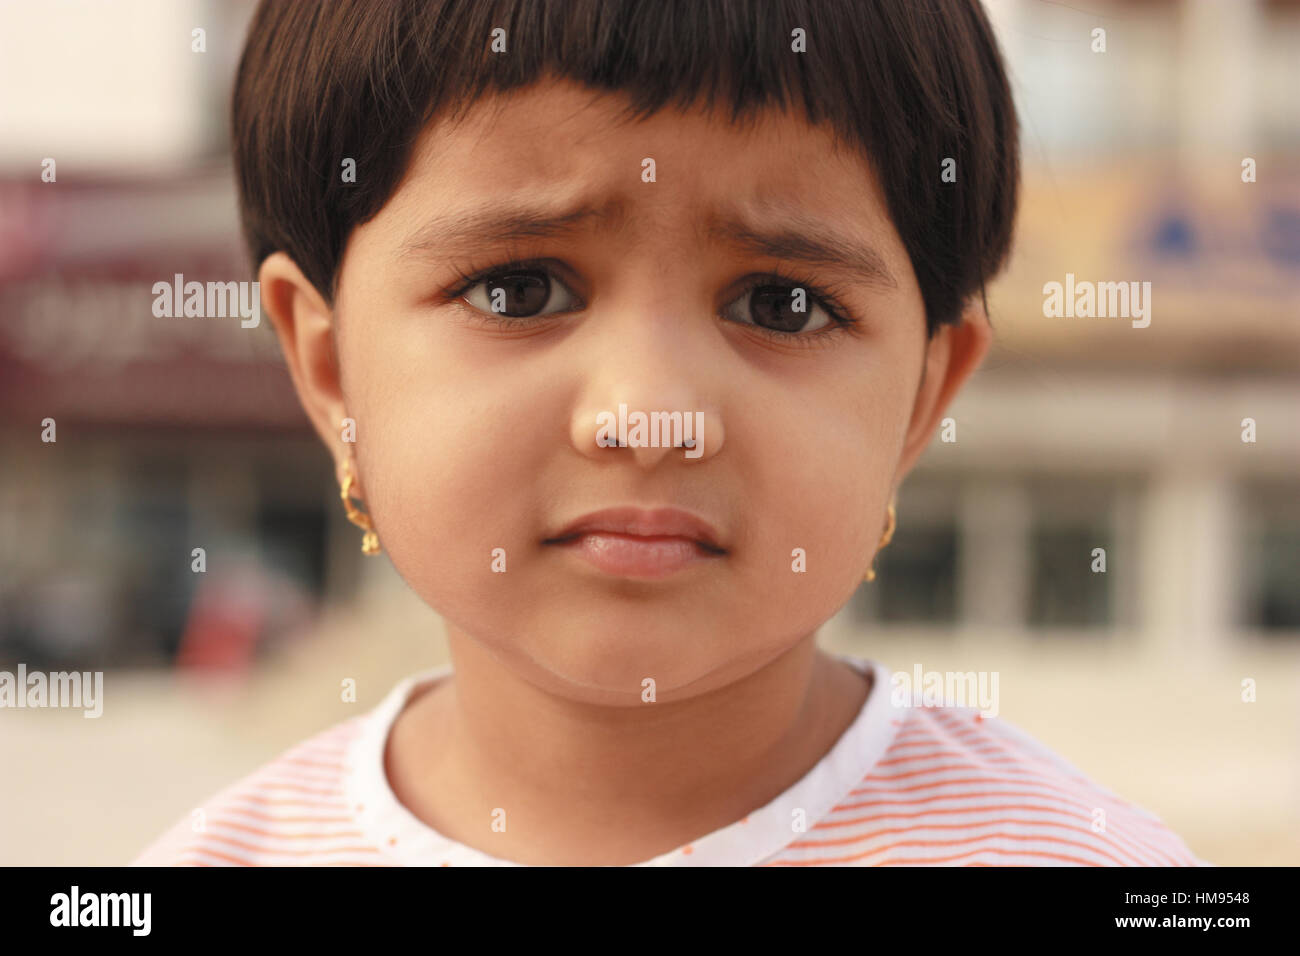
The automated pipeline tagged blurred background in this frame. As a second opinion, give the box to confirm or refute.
[0,0,1297,866]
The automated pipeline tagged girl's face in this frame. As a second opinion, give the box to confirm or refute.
[271,79,988,703]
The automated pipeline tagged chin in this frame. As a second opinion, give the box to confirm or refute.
[506,617,739,704]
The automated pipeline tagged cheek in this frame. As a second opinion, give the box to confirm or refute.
[359,397,542,586]
[745,363,907,590]
[757,417,892,593]
[342,324,534,583]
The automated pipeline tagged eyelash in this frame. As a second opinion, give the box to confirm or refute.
[440,255,861,344]
[739,267,860,342]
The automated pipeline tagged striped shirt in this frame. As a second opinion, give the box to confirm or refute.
[130,655,1209,866]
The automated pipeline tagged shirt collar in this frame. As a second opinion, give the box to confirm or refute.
[343,654,896,866]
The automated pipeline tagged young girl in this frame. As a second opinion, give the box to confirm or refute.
[134,0,1206,866]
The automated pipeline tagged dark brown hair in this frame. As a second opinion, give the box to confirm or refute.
[232,0,1019,337]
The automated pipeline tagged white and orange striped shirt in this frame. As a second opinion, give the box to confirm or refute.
[131,655,1209,866]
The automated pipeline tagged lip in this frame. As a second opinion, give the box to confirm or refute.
[543,507,727,579]
[545,507,725,551]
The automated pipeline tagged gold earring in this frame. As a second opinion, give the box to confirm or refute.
[864,498,897,582]
[340,459,381,555]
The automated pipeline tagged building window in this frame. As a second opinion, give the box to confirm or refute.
[1239,480,1300,634]
[1028,523,1114,627]
[851,477,959,626]
[1025,477,1126,630]
[874,525,959,623]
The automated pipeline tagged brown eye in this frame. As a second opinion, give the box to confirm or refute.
[462,267,580,318]
[722,281,834,334]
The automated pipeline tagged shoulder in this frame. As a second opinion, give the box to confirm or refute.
[129,715,382,867]
[846,702,1210,866]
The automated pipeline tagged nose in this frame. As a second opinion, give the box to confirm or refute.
[568,316,725,468]
[573,388,722,467]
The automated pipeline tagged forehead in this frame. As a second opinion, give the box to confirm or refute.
[382,78,902,260]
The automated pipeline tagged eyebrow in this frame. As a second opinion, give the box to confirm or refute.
[399,198,897,290]
[398,199,626,260]
[702,208,898,290]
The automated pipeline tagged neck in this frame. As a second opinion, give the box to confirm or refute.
[383,629,871,865]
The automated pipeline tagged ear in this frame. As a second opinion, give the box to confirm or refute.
[892,298,993,487]
[258,251,359,492]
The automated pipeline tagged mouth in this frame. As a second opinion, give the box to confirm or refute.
[543,507,727,579]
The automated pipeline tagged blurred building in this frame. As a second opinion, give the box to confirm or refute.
[843,0,1300,651]
[0,0,352,668]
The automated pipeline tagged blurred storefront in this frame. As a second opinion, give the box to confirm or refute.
[845,158,1300,649]
[0,171,362,670]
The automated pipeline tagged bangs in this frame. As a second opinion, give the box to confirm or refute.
[233,0,1018,333]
